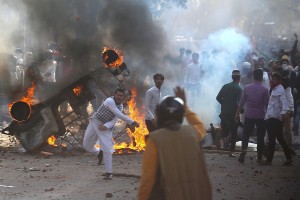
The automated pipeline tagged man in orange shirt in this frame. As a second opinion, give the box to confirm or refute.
[138,87,212,200]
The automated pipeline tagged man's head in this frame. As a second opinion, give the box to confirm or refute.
[153,73,164,89]
[185,49,192,56]
[156,96,185,129]
[179,48,185,56]
[257,57,265,67]
[281,55,289,65]
[253,68,263,82]
[231,69,241,82]
[271,72,282,87]
[192,53,199,63]
[114,88,125,105]
[241,62,251,75]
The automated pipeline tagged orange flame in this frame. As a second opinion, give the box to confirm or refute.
[8,83,36,112]
[73,85,83,96]
[102,47,124,68]
[114,87,148,152]
[47,135,57,146]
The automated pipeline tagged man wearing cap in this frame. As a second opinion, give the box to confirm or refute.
[216,70,243,157]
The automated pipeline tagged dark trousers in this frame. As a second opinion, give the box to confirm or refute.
[145,120,157,141]
[266,118,292,162]
[220,117,238,151]
[242,118,266,159]
[145,120,157,133]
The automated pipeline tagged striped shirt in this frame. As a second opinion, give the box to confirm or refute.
[94,97,134,124]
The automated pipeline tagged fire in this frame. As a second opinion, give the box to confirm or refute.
[47,135,57,146]
[102,47,124,68]
[8,83,36,112]
[114,87,148,152]
[73,85,83,96]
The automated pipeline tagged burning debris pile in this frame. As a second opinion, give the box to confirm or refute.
[0,47,150,156]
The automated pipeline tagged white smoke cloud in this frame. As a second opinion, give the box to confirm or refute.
[197,28,250,126]
[0,1,25,54]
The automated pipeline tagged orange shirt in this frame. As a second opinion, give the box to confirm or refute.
[138,107,206,200]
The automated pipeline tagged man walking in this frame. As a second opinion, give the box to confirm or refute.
[184,53,202,106]
[216,70,242,157]
[236,68,269,164]
[83,88,139,180]
[260,73,293,165]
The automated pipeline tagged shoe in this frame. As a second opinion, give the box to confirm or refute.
[258,160,271,165]
[103,173,113,180]
[229,153,237,157]
[282,160,293,166]
[238,152,246,164]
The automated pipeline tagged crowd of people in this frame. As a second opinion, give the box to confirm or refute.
[1,32,300,199]
[215,34,300,166]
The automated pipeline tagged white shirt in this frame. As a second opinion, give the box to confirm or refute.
[145,86,161,120]
[262,71,270,90]
[265,84,288,121]
[39,59,57,83]
[285,87,294,112]
[184,62,202,84]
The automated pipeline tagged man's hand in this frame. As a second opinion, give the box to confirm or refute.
[150,118,157,128]
[127,121,140,132]
[98,124,108,131]
[133,121,140,127]
[174,86,186,106]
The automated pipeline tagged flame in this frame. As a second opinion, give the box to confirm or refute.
[102,47,124,68]
[47,135,58,146]
[73,85,83,96]
[114,87,148,152]
[8,83,36,112]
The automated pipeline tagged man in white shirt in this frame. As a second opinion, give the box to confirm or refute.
[144,73,164,133]
[184,53,202,106]
[83,88,139,180]
[261,73,293,166]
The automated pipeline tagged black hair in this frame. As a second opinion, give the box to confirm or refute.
[192,53,199,57]
[153,73,164,80]
[114,88,125,94]
[281,76,290,89]
[186,49,192,54]
[271,72,282,80]
[253,68,263,81]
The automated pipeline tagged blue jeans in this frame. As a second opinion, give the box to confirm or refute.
[242,117,266,159]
